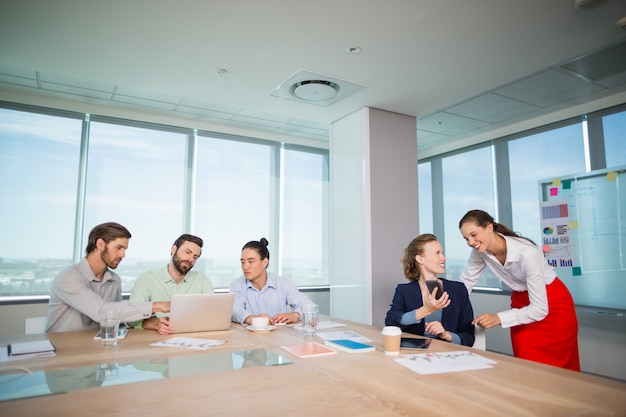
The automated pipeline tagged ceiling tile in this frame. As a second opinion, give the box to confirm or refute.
[176,105,233,120]
[286,118,329,130]
[493,69,589,104]
[115,87,181,104]
[0,73,38,88]
[445,93,524,120]
[40,73,115,93]
[113,94,178,110]
[40,82,113,100]
[178,98,242,115]
[417,112,476,134]
[444,119,492,136]
[534,83,605,107]
[483,103,542,124]
[237,108,293,124]
[230,114,285,128]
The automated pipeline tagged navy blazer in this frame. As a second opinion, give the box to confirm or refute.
[384,278,475,347]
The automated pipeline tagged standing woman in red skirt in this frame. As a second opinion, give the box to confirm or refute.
[458,209,580,371]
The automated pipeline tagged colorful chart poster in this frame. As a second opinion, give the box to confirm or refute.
[540,200,575,269]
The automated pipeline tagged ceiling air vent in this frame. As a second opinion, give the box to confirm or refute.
[270,69,366,107]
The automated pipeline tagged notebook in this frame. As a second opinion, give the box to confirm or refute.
[324,339,375,353]
[280,342,338,358]
[168,293,234,333]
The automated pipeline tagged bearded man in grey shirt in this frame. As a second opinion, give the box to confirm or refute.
[45,222,170,332]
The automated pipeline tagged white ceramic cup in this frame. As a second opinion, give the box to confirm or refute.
[251,316,269,330]
[381,326,402,356]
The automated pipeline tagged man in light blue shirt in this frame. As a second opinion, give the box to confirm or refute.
[230,238,312,325]
[130,234,213,333]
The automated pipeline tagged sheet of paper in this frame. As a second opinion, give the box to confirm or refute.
[394,350,496,375]
[150,337,226,350]
[315,331,372,343]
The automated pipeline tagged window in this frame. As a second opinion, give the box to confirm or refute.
[193,136,274,289]
[0,103,330,298]
[441,147,499,288]
[417,161,433,234]
[508,123,586,246]
[84,121,188,292]
[602,109,626,168]
[282,147,329,287]
[0,108,82,296]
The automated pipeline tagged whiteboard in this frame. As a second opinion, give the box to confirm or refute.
[539,165,626,311]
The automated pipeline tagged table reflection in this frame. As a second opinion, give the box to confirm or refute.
[0,349,292,402]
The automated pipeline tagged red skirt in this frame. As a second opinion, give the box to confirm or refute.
[510,277,580,371]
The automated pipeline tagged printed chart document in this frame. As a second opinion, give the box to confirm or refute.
[394,350,496,375]
[150,337,226,350]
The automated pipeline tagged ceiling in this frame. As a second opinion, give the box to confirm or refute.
[1,1,626,157]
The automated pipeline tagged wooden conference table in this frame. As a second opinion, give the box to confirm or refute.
[1,317,625,417]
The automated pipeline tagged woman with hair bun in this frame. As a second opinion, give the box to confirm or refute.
[230,238,313,325]
[459,209,580,371]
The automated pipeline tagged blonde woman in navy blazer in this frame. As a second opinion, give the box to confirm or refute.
[385,234,475,346]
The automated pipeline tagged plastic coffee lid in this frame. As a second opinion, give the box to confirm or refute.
[381,326,402,335]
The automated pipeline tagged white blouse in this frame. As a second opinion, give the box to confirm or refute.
[460,234,557,328]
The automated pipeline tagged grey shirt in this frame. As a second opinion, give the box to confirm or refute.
[46,258,153,332]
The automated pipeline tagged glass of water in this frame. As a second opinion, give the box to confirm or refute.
[99,308,120,346]
[301,304,318,336]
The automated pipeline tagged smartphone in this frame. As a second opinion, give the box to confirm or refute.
[425,280,443,300]
[400,337,431,350]
[94,326,128,340]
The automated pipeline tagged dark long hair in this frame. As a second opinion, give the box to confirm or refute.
[401,233,438,282]
[459,210,535,245]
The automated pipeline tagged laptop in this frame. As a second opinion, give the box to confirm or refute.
[168,293,234,333]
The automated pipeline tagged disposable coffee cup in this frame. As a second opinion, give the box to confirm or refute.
[251,316,269,330]
[382,326,402,356]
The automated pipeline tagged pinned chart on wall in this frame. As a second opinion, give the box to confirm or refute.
[539,166,626,311]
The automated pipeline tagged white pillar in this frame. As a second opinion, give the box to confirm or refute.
[329,107,418,326]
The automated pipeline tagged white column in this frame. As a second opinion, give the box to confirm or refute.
[329,107,418,326]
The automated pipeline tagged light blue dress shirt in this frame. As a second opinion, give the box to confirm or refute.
[229,272,312,324]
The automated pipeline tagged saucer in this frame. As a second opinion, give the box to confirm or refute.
[247,325,277,333]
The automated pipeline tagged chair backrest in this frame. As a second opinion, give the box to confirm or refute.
[472,324,486,350]
[25,316,48,334]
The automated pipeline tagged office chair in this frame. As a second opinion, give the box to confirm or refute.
[473,324,486,350]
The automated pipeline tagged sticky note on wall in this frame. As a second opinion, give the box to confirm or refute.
[606,171,617,181]
[552,178,562,187]
[550,188,559,196]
